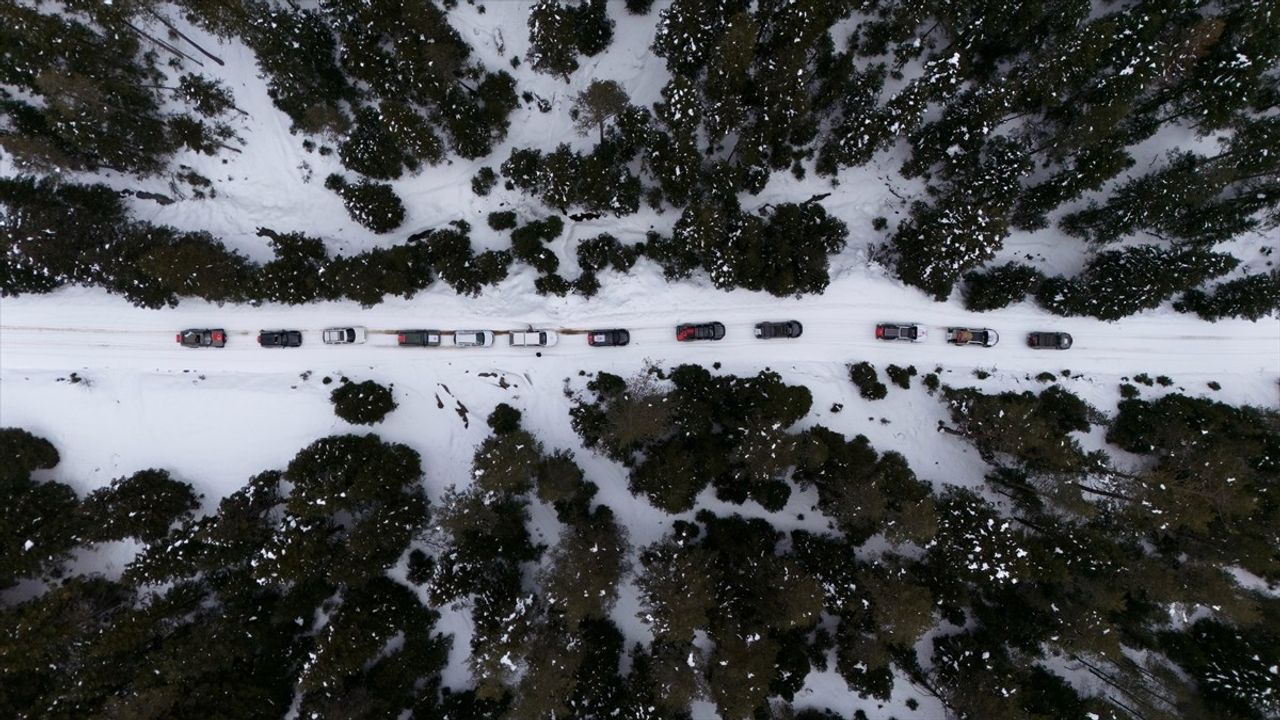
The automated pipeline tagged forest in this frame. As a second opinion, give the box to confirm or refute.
[1,0,1277,317]
[2,1,1278,718]
[2,366,1277,719]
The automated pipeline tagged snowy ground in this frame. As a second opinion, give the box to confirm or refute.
[3,2,1280,717]
[3,269,1276,716]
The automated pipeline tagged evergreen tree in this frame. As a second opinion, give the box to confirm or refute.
[324,174,407,234]
[81,469,200,544]
[528,1,581,80]
[1037,245,1238,320]
[962,262,1044,311]
[572,80,632,141]
[1176,270,1280,321]
[330,380,398,425]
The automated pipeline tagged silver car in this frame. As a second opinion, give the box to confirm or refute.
[453,330,495,347]
[322,326,367,344]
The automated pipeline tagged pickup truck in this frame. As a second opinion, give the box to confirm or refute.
[509,329,558,347]
[946,327,999,347]
[397,330,442,346]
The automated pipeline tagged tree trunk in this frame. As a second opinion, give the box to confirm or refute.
[147,10,225,66]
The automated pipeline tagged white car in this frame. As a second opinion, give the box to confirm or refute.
[453,330,495,347]
[509,329,558,347]
[322,326,367,344]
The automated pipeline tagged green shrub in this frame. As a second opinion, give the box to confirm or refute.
[962,263,1044,311]
[331,380,398,425]
[848,362,887,400]
[885,364,916,390]
[487,210,517,231]
[325,175,405,234]
[472,166,498,196]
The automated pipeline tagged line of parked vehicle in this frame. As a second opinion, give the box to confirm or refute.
[874,323,1072,349]
[176,322,1073,350]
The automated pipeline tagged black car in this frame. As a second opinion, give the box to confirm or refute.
[676,322,726,342]
[258,330,303,348]
[754,321,803,339]
[1027,331,1073,350]
[177,329,226,348]
[587,329,630,347]
[397,329,442,346]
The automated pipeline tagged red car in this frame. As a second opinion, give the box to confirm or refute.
[676,322,726,341]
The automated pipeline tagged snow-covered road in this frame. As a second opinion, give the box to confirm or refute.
[2,282,1277,377]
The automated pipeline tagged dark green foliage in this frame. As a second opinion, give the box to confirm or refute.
[0,429,449,720]
[338,106,416,180]
[487,403,523,434]
[297,577,449,719]
[324,175,406,234]
[528,0,614,78]
[0,6,188,175]
[625,0,654,13]
[943,386,1094,474]
[255,230,338,305]
[1161,619,1280,720]
[473,167,499,196]
[636,512,824,718]
[885,364,916,390]
[848,362,887,401]
[1037,245,1238,320]
[1108,393,1279,577]
[487,210,518,231]
[893,138,1030,299]
[511,217,564,273]
[0,427,60,484]
[406,548,434,586]
[256,434,428,588]
[659,198,847,295]
[1177,270,1280,321]
[922,372,940,393]
[576,233,639,274]
[794,429,935,545]
[573,367,811,513]
[251,6,353,134]
[962,263,1045,312]
[1061,125,1280,245]
[0,430,78,589]
[500,143,642,216]
[535,272,572,296]
[421,227,510,297]
[527,1,579,79]
[573,80,632,140]
[573,0,614,57]
[81,469,200,543]
[330,380,398,425]
[1,176,253,307]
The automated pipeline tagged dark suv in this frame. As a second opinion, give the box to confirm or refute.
[676,322,726,342]
[1027,331,1073,350]
[258,330,303,348]
[177,329,226,348]
[754,321,803,339]
[587,329,630,347]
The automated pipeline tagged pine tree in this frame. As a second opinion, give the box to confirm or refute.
[572,80,631,141]
[324,174,407,234]
[81,469,200,544]
[1176,270,1280,321]
[528,1,581,80]
[330,380,398,425]
[1037,245,1237,320]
